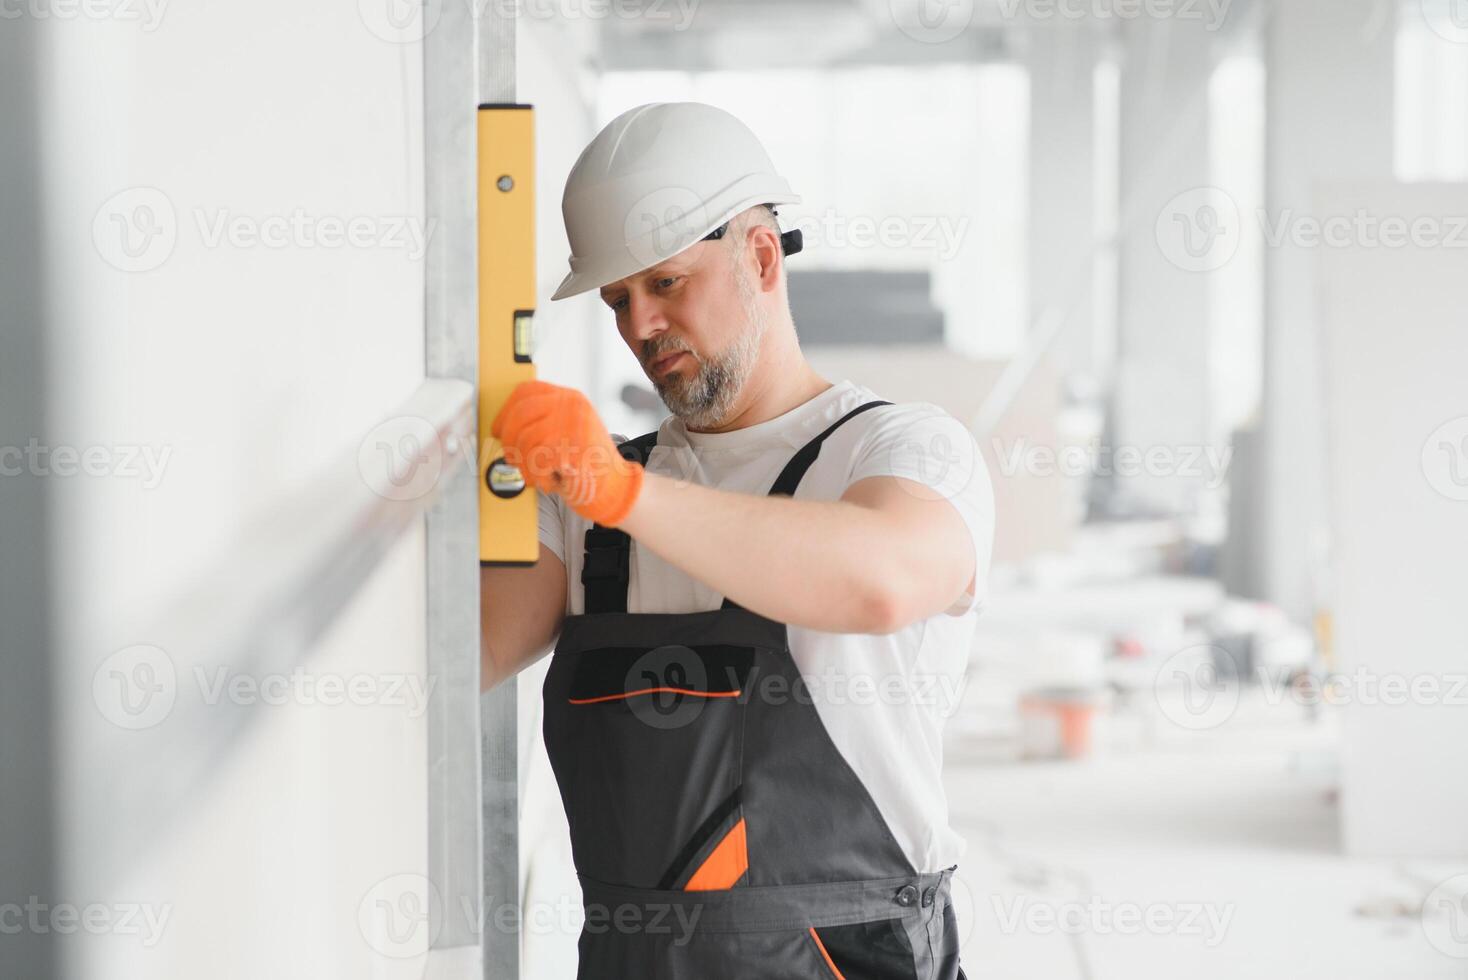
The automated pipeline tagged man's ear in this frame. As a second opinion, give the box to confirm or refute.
[751,223,783,293]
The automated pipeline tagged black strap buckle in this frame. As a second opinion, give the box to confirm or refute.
[580,526,629,588]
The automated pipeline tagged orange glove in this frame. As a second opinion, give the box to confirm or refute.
[490,380,645,528]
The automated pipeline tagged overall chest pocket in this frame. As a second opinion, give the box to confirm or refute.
[544,642,756,889]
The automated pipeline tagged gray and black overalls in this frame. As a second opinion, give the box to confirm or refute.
[544,400,968,979]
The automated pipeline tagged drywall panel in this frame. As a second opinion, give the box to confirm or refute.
[1318,180,1468,857]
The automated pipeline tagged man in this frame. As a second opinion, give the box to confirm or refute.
[482,101,990,979]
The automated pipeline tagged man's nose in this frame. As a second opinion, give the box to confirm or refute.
[625,291,666,342]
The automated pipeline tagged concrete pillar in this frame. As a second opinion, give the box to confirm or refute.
[1111,15,1217,515]
[1257,0,1395,623]
[1027,24,1098,380]
[1319,180,1468,858]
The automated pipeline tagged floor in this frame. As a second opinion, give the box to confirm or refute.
[942,685,1466,979]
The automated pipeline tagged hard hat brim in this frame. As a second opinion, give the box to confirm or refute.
[549,192,802,302]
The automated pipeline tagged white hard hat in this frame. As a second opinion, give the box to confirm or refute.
[550,102,804,302]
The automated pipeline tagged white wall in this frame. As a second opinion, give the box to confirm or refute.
[1112,14,1216,515]
[1318,181,1468,858]
[1261,0,1395,622]
[39,5,434,975]
[85,529,431,979]
[1028,25,1097,380]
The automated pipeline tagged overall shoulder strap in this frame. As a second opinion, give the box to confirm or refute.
[765,399,891,498]
[580,429,659,615]
[720,399,891,612]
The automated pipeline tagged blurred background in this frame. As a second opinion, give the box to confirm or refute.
[3,0,1467,978]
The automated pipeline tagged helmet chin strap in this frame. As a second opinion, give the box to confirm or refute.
[701,206,804,258]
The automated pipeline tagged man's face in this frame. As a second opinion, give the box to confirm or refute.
[598,232,767,430]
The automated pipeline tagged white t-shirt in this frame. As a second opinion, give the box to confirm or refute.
[536,379,995,873]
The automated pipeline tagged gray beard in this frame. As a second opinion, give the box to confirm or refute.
[652,261,768,431]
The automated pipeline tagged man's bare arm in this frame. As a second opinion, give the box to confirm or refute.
[617,472,974,635]
[480,543,567,693]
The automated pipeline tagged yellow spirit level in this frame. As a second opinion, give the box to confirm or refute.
[478,103,537,565]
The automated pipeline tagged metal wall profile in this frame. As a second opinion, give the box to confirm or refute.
[426,1,520,979]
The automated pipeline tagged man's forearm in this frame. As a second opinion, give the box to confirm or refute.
[617,471,899,633]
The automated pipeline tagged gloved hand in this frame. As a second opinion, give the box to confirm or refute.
[490,380,645,528]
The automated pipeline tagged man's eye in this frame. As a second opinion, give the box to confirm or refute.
[608,296,627,312]
[656,277,679,290]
